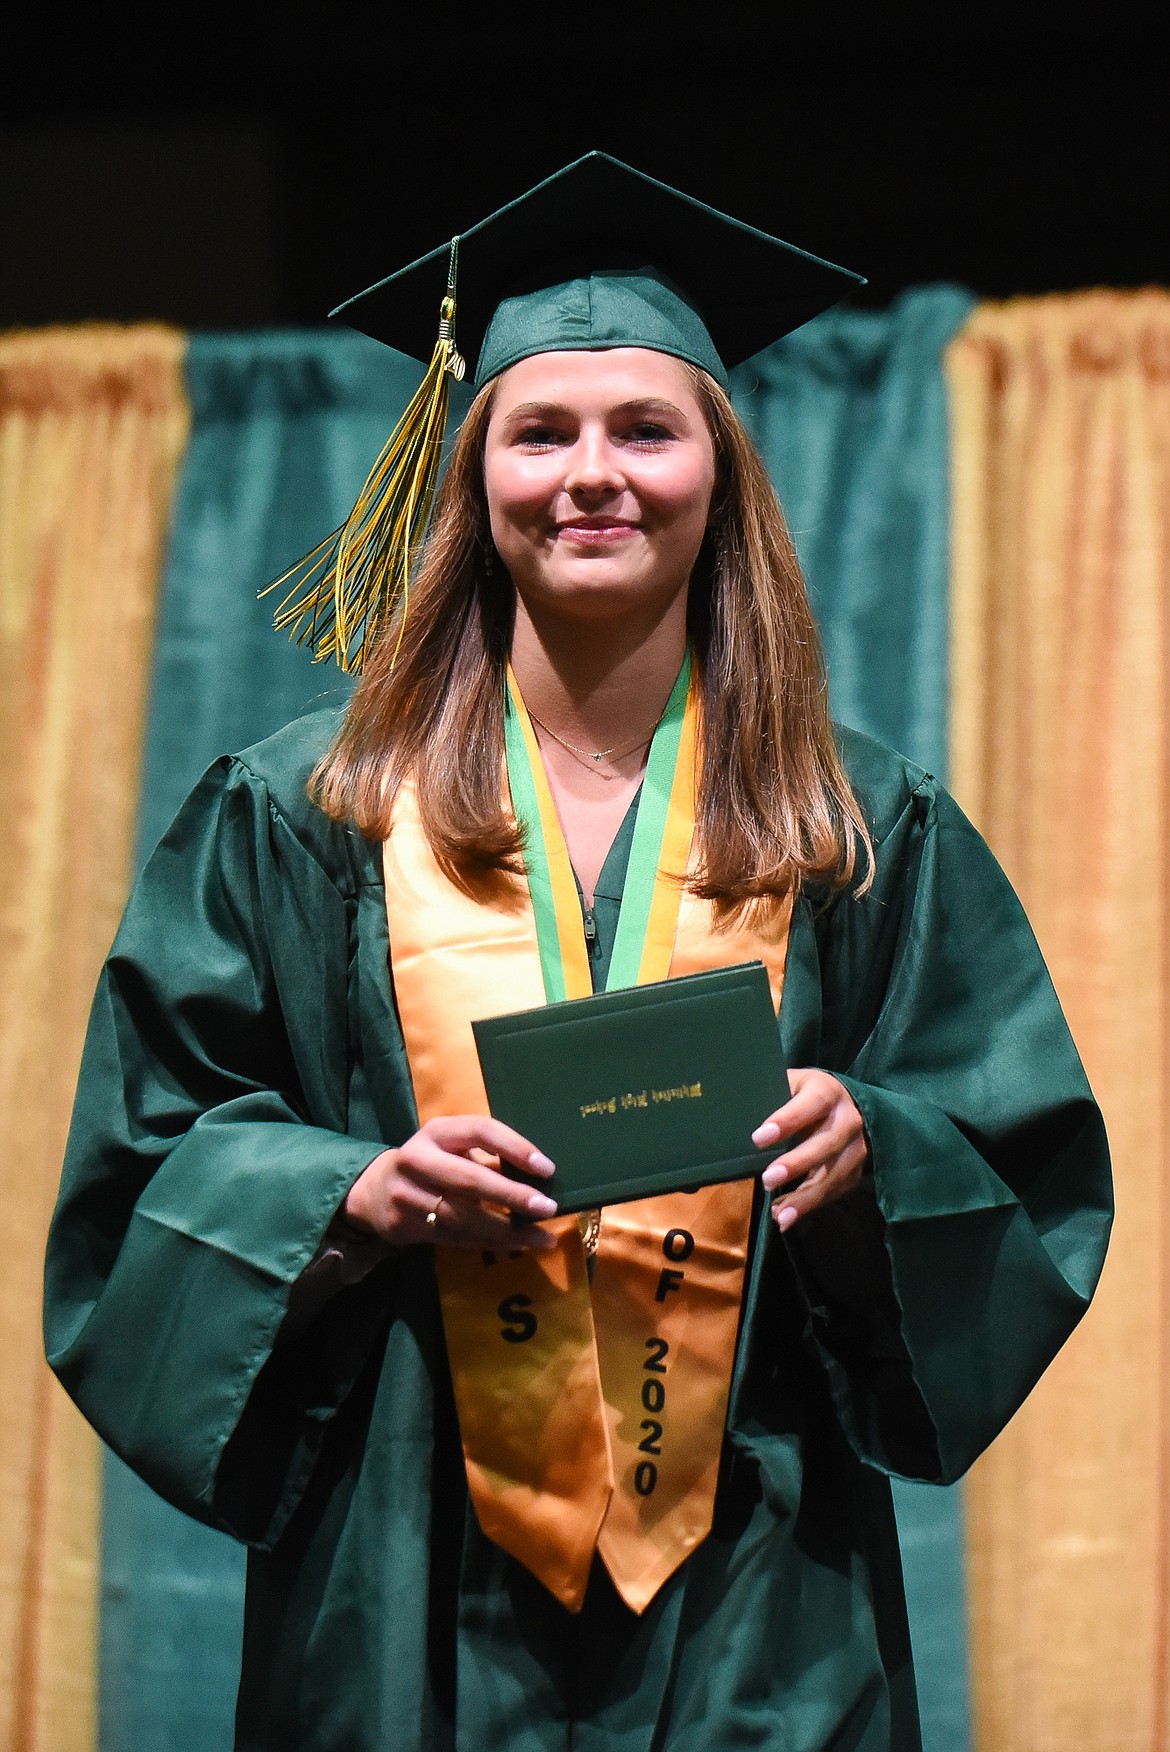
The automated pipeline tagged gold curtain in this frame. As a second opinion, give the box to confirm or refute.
[948,291,1170,1752]
[0,327,189,1752]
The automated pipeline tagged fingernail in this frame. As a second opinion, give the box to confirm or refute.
[761,1163,788,1190]
[529,1193,558,1218]
[774,1204,797,1232]
[752,1122,780,1148]
[528,1151,556,1175]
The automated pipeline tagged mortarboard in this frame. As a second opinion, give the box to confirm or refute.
[269,151,864,671]
[331,151,864,390]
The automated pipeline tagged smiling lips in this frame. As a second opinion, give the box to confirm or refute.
[555,518,640,545]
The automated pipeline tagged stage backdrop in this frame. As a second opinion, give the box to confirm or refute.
[99,288,976,1752]
[6,285,1159,1752]
[948,289,1170,1752]
[0,326,189,1752]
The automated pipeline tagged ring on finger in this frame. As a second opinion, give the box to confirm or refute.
[424,1193,444,1229]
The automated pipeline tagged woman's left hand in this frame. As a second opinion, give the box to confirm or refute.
[752,1068,870,1232]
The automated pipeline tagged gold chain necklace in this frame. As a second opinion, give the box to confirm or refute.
[525,703,665,780]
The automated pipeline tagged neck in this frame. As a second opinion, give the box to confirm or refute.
[509,594,689,749]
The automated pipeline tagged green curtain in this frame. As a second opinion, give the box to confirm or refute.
[101,330,437,1752]
[731,284,977,1752]
[101,291,975,1751]
[732,286,973,779]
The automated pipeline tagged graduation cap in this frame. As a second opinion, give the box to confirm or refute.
[333,150,863,389]
[269,152,864,670]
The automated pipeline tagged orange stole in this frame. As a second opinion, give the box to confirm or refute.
[383,788,791,1613]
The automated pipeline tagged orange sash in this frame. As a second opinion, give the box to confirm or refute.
[382,683,791,1612]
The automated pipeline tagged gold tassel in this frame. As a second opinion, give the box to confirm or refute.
[263,238,467,672]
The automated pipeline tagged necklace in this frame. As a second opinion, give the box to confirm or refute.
[578,1208,602,1257]
[525,702,665,779]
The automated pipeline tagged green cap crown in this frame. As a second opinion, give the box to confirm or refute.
[475,271,728,388]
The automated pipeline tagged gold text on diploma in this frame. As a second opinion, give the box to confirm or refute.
[579,1083,703,1119]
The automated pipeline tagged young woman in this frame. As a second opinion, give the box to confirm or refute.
[45,156,1111,1751]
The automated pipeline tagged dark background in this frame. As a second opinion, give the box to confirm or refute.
[3,3,1168,333]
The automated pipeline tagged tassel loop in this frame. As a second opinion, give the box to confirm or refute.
[263,236,465,672]
[439,280,467,383]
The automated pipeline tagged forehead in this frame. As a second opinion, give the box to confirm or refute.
[488,347,705,416]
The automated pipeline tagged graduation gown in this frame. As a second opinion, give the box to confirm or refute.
[44,709,1112,1752]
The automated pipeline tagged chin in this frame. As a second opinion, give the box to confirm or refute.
[508,551,694,627]
[540,572,664,619]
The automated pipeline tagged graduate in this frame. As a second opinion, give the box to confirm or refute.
[44,153,1112,1751]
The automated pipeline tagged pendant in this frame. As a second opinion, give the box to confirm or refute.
[578,1208,602,1256]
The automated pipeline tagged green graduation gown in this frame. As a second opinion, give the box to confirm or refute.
[44,710,1112,1751]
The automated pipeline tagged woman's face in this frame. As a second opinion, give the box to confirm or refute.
[482,348,717,626]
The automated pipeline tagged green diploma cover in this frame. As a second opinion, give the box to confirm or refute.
[473,960,787,1214]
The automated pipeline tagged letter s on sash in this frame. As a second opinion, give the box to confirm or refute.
[499,1292,539,1344]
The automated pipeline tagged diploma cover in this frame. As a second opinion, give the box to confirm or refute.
[383,655,792,1612]
[474,961,787,1213]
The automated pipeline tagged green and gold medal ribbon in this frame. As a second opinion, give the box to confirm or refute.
[502,651,692,999]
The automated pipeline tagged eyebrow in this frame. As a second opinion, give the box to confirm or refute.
[498,397,691,427]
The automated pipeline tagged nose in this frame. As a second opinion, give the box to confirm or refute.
[563,427,623,499]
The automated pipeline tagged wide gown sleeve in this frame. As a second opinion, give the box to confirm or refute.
[43,751,393,1546]
[782,737,1112,1484]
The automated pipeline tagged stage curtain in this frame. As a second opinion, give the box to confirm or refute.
[948,290,1170,1752]
[735,284,977,1752]
[735,285,976,779]
[100,329,431,1752]
[95,299,975,1752]
[0,327,188,1752]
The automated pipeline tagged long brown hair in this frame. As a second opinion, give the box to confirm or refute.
[313,365,872,905]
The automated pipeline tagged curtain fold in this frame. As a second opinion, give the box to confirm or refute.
[133,330,443,854]
[947,290,1170,1752]
[0,326,189,1752]
[733,285,976,777]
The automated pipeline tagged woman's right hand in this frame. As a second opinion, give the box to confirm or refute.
[342,1116,559,1251]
